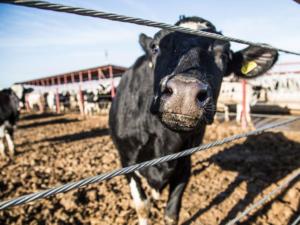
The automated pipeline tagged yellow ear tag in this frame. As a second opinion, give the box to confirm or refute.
[241,61,257,75]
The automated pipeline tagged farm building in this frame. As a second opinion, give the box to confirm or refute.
[18,64,127,86]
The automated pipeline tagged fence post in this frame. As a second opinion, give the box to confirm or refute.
[38,90,44,113]
[88,70,92,81]
[25,94,30,112]
[79,85,85,116]
[109,66,116,98]
[56,88,60,114]
[241,80,247,129]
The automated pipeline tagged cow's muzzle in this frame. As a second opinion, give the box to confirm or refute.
[155,74,213,131]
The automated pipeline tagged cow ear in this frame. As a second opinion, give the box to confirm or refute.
[139,33,153,55]
[226,45,278,78]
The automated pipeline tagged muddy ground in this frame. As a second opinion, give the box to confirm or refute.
[0,113,300,225]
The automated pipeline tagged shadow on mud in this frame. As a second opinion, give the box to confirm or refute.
[183,132,300,225]
[41,128,110,143]
[18,118,79,129]
[20,113,62,121]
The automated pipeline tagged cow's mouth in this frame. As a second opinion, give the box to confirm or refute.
[159,112,200,132]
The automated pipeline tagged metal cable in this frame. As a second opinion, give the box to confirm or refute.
[226,168,300,225]
[2,0,300,56]
[291,214,300,225]
[0,117,299,210]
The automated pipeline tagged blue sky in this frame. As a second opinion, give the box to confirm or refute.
[0,0,299,88]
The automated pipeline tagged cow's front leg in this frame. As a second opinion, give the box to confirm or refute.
[165,157,191,225]
[236,104,242,124]
[129,173,149,225]
[224,105,230,122]
[5,129,14,156]
[0,124,6,158]
[245,107,255,129]
[0,137,5,158]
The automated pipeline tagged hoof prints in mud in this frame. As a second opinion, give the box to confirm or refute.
[0,114,300,225]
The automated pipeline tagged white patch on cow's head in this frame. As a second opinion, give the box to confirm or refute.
[179,21,209,30]
[10,84,24,99]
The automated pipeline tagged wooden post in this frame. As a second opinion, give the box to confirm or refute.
[79,72,83,83]
[25,94,30,112]
[79,85,84,116]
[88,70,92,81]
[241,80,247,129]
[109,66,116,98]
[38,90,44,113]
[64,75,67,84]
[56,88,60,114]
[71,73,75,83]
[98,68,104,80]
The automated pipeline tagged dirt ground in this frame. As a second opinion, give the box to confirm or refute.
[0,112,300,225]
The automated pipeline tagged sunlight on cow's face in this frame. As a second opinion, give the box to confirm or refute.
[138,18,278,132]
[148,30,230,131]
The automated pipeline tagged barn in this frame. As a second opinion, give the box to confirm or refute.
[18,64,127,86]
[15,64,127,114]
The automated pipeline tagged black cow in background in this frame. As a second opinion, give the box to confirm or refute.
[0,84,32,158]
[59,91,71,112]
[109,16,278,225]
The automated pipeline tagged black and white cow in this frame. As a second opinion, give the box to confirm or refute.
[26,92,45,113]
[59,91,71,112]
[109,17,278,225]
[83,87,112,115]
[82,90,100,115]
[0,84,31,158]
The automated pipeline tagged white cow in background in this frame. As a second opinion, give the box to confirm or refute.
[22,78,120,115]
[26,92,44,113]
[46,91,56,112]
[69,91,79,111]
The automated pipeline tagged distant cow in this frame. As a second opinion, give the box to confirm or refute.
[59,91,71,112]
[46,91,56,112]
[217,82,263,126]
[109,16,278,225]
[83,86,112,115]
[46,91,71,113]
[69,91,79,111]
[26,92,45,113]
[83,90,101,115]
[0,84,32,158]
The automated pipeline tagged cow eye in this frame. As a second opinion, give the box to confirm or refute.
[151,44,160,54]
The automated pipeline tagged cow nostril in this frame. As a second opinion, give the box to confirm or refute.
[162,87,173,96]
[197,91,208,103]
